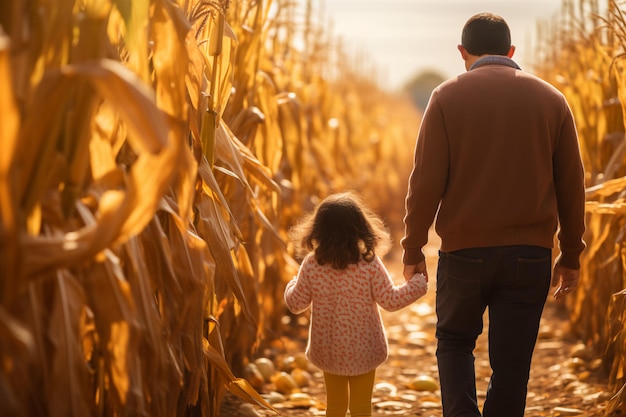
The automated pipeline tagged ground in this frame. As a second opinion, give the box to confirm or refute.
[222,231,613,417]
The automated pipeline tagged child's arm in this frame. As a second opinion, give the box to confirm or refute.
[372,258,427,311]
[284,263,313,313]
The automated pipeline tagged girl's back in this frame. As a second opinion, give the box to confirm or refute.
[285,254,426,376]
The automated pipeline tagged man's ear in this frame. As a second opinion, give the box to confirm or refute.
[457,44,469,61]
[507,45,516,58]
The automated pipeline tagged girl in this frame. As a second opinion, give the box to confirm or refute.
[284,192,427,417]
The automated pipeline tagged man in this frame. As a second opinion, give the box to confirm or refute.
[401,12,586,417]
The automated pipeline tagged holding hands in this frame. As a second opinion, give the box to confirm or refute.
[403,261,428,283]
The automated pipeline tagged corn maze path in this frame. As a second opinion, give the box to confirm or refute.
[223,230,612,417]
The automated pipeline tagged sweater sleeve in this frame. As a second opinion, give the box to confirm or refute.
[553,103,586,269]
[370,257,427,312]
[284,259,313,313]
[401,89,450,265]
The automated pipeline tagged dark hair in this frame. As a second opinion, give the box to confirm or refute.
[461,13,511,56]
[290,192,391,269]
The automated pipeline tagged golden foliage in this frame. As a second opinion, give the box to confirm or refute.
[535,0,626,413]
[0,0,419,416]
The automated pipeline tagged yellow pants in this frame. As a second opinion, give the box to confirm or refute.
[323,369,376,417]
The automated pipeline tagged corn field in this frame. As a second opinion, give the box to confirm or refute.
[3,0,626,416]
[0,0,418,416]
[534,0,626,414]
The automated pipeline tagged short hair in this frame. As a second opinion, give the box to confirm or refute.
[461,13,511,56]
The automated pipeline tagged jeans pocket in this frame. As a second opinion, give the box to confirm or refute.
[515,254,551,303]
[439,251,483,299]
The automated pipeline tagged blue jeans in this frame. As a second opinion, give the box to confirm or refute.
[435,245,552,417]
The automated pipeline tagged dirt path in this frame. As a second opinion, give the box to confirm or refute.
[223,231,612,416]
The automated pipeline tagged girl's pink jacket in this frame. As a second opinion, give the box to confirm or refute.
[284,255,427,376]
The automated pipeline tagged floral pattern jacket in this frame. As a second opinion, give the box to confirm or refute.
[284,254,427,375]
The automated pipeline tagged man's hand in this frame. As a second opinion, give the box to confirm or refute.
[403,261,428,282]
[552,264,579,299]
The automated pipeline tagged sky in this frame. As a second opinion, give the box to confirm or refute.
[311,0,566,91]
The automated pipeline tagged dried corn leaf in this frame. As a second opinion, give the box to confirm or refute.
[47,271,93,417]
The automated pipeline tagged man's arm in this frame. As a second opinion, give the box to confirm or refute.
[401,90,449,267]
[553,105,586,269]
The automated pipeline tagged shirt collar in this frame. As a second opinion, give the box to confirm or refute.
[469,55,521,71]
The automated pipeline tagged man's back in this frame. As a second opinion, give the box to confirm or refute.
[416,63,583,254]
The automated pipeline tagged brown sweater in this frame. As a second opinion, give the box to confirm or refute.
[401,61,586,269]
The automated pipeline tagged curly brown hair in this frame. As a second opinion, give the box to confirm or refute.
[290,192,392,269]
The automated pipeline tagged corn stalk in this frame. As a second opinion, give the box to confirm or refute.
[535,0,626,413]
[0,0,421,416]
